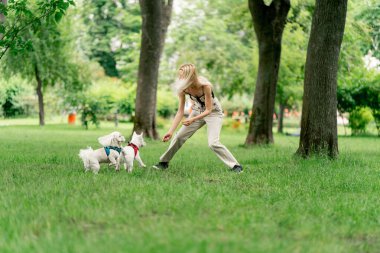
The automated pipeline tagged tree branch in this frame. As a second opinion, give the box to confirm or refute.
[271,0,291,19]
[0,6,55,60]
[271,0,291,41]
[248,0,268,20]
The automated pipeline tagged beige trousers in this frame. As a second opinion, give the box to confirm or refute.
[160,111,239,168]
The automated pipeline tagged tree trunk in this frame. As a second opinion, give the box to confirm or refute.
[133,0,173,139]
[0,0,7,40]
[277,103,285,133]
[296,0,348,158]
[35,64,45,126]
[245,0,290,145]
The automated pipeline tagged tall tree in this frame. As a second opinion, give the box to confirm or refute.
[3,12,85,126]
[245,0,290,145]
[6,25,61,125]
[134,0,173,139]
[82,0,141,79]
[297,0,348,158]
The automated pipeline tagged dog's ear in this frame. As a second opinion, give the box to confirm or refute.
[140,132,143,137]
[98,133,115,147]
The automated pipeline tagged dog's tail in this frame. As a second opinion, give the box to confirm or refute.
[78,147,96,170]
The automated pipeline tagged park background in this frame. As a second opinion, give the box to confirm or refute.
[0,0,380,252]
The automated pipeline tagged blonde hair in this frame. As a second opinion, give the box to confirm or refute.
[173,63,198,95]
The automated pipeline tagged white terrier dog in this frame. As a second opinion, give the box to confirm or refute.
[79,131,126,174]
[116,131,146,173]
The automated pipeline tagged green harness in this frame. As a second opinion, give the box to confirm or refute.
[104,146,122,156]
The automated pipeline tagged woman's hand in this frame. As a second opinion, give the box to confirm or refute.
[182,118,194,126]
[162,132,173,142]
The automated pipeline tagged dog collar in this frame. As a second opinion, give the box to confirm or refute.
[128,143,139,157]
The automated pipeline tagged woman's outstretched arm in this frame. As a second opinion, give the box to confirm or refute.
[162,93,185,142]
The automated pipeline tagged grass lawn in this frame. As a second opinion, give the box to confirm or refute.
[0,122,379,253]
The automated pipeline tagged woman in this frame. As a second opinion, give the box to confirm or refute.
[153,63,243,173]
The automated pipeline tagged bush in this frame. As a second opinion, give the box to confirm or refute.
[68,77,136,128]
[80,101,101,129]
[156,116,170,129]
[337,70,380,135]
[157,89,177,118]
[219,95,251,116]
[349,107,374,135]
[1,85,26,117]
[0,76,36,118]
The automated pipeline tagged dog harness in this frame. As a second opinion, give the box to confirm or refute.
[128,143,139,157]
[104,146,122,157]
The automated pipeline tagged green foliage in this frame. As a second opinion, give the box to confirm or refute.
[337,69,380,112]
[2,5,90,125]
[161,0,256,97]
[338,0,375,93]
[355,1,380,58]
[3,9,85,86]
[0,81,25,117]
[285,0,314,34]
[0,0,75,60]
[348,107,374,135]
[373,110,380,136]
[1,0,378,133]
[80,98,102,129]
[0,75,36,117]
[56,61,92,109]
[80,0,141,80]
[76,77,136,128]
[337,87,356,114]
[337,70,380,135]
[338,18,370,79]
[220,95,251,113]
[276,8,308,109]
[76,78,177,126]
[157,89,177,118]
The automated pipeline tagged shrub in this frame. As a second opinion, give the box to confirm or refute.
[157,89,177,118]
[220,95,251,116]
[156,116,170,129]
[70,77,136,128]
[0,76,36,118]
[79,97,109,129]
[349,107,374,135]
[337,70,380,135]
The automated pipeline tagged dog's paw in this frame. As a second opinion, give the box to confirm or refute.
[140,164,146,168]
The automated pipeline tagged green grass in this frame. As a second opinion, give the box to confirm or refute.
[0,122,379,253]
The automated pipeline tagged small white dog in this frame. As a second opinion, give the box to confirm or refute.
[116,131,146,173]
[79,131,126,174]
